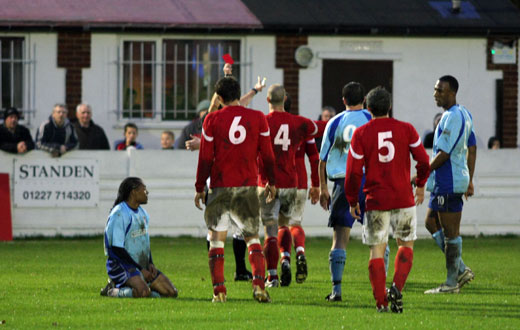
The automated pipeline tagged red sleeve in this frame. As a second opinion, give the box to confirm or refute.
[305,140,320,187]
[345,130,365,206]
[258,114,276,185]
[408,124,430,188]
[195,114,215,192]
[304,117,318,140]
[314,120,327,138]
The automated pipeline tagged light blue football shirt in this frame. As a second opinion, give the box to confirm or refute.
[320,109,372,179]
[426,104,476,194]
[104,202,151,269]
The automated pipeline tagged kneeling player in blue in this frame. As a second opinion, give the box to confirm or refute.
[101,177,178,298]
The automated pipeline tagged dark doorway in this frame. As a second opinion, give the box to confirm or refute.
[322,60,393,115]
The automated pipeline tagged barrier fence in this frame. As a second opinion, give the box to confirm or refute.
[1,149,519,238]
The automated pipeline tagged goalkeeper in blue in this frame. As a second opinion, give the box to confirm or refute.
[101,177,178,298]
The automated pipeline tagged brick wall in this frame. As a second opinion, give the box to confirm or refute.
[487,37,518,148]
[57,31,91,116]
[275,35,308,115]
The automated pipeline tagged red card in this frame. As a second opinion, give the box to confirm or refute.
[222,53,234,65]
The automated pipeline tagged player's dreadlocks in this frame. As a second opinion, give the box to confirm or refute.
[112,177,143,209]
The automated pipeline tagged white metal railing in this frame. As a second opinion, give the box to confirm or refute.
[114,39,251,121]
[0,38,36,125]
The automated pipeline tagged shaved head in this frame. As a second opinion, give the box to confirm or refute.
[267,84,285,106]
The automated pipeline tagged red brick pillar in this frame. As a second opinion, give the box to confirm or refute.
[275,35,308,115]
[487,37,518,148]
[57,31,91,118]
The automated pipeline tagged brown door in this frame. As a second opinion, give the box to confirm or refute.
[322,59,393,115]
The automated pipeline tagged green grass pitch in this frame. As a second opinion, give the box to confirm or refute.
[0,236,519,329]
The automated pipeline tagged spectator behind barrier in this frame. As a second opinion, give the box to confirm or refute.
[73,103,110,150]
[35,104,78,157]
[487,136,500,150]
[315,106,336,151]
[114,123,143,150]
[161,130,175,150]
[0,107,35,154]
[174,100,209,150]
[423,112,443,149]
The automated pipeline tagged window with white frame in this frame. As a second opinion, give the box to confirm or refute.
[121,41,155,119]
[119,39,241,121]
[1,37,24,118]
[162,40,240,120]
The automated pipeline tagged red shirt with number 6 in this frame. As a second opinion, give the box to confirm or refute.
[345,117,430,210]
[195,105,276,192]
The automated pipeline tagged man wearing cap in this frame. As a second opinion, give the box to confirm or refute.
[0,107,34,154]
[174,99,210,150]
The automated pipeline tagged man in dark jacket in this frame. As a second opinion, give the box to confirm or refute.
[73,103,110,150]
[0,107,34,154]
[174,100,209,150]
[35,104,78,157]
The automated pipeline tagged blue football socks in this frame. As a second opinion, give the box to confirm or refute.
[329,249,346,296]
[432,230,445,252]
[433,230,466,274]
[117,287,134,298]
[445,236,462,287]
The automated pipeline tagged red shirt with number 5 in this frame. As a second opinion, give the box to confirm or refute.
[345,117,430,210]
[195,105,276,192]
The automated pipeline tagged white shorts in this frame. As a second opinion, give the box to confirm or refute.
[362,206,417,246]
[205,186,260,238]
[258,187,298,226]
[288,189,307,226]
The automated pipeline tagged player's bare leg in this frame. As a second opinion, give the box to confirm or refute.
[124,275,151,298]
[244,235,271,303]
[208,230,227,302]
[425,208,442,235]
[149,273,178,298]
[326,226,350,301]
[278,215,292,286]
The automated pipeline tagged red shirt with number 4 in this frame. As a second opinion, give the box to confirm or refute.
[195,105,276,192]
[345,117,430,211]
[258,111,317,188]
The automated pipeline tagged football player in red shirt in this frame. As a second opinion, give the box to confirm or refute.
[345,87,430,313]
[195,77,276,303]
[276,93,322,287]
[258,84,317,287]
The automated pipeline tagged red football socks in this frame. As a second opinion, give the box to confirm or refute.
[248,243,266,289]
[290,225,305,255]
[368,258,387,307]
[264,237,279,278]
[392,246,414,291]
[208,248,226,295]
[278,226,292,262]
